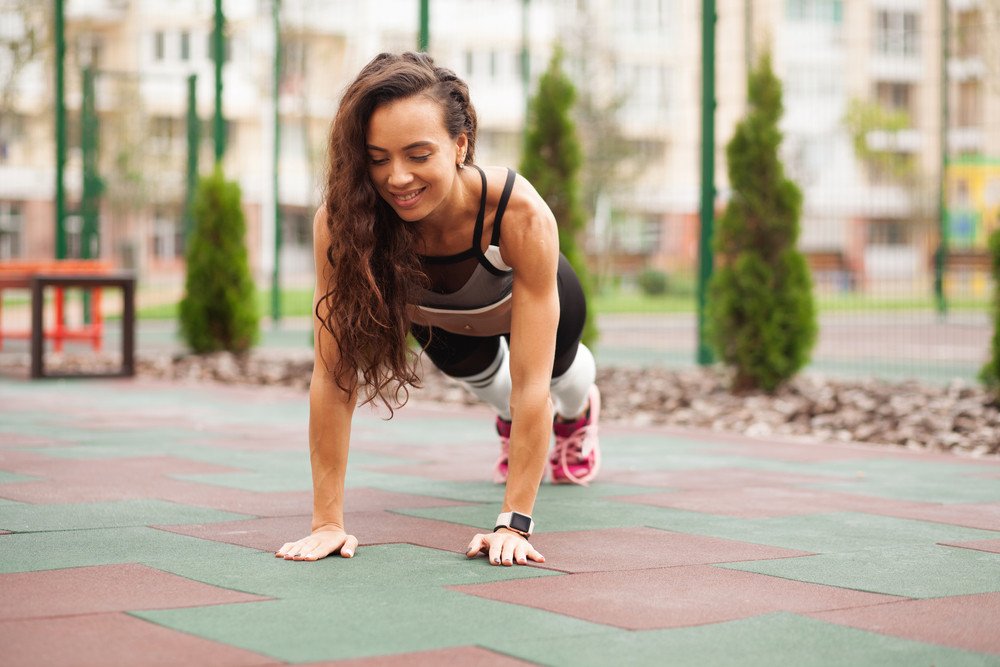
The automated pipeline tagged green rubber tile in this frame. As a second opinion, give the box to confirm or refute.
[147,543,560,601]
[0,526,257,574]
[804,460,1000,504]
[168,449,420,494]
[634,510,1000,555]
[720,544,1000,598]
[135,581,611,663]
[0,470,37,484]
[495,612,998,667]
[14,429,209,460]
[0,499,250,532]
[355,413,492,447]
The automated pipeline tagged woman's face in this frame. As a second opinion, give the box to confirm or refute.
[366,96,467,223]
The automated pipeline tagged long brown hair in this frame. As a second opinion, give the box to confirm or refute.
[319,52,478,412]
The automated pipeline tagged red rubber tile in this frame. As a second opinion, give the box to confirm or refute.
[530,527,810,573]
[864,503,1000,532]
[306,646,534,666]
[808,592,1000,654]
[613,487,929,519]
[0,451,242,504]
[0,432,61,448]
[1,612,273,667]
[0,563,267,620]
[939,539,1000,554]
[0,450,319,516]
[348,510,482,552]
[451,564,902,630]
[158,509,475,555]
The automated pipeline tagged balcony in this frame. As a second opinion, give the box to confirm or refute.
[948,57,986,82]
[949,127,984,153]
[65,0,128,24]
[865,129,922,153]
[870,55,923,83]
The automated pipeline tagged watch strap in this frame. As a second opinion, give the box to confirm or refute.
[494,511,534,537]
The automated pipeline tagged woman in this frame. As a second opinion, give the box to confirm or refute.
[276,52,600,567]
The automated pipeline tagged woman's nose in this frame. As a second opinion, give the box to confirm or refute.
[388,162,413,188]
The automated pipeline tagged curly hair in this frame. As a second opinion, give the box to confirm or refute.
[318,52,478,413]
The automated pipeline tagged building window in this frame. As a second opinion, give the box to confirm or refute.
[464,50,475,78]
[152,211,184,259]
[282,209,312,247]
[787,0,842,23]
[0,113,24,163]
[876,10,919,57]
[0,202,24,259]
[76,33,104,68]
[868,219,910,245]
[180,31,191,61]
[150,116,181,154]
[154,31,166,61]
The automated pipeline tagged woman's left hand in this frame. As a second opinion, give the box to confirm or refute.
[466,529,545,566]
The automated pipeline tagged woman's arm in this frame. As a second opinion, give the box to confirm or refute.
[275,206,360,562]
[466,175,559,566]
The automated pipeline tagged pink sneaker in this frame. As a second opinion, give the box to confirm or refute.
[550,385,601,485]
[493,417,512,484]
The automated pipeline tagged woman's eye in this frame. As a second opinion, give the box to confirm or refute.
[369,157,388,166]
[412,154,431,162]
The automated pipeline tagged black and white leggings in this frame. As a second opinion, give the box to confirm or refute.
[410,255,595,420]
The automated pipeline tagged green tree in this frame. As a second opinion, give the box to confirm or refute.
[179,167,259,353]
[519,47,597,345]
[707,51,817,392]
[980,222,1000,395]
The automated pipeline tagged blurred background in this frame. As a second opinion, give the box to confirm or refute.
[0,0,996,383]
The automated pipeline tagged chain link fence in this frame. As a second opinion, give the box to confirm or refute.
[0,0,995,383]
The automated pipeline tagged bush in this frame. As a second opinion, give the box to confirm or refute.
[637,269,669,296]
[706,51,817,392]
[179,167,259,354]
[980,224,1000,392]
[519,47,597,346]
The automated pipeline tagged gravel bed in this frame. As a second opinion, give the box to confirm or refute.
[5,350,997,457]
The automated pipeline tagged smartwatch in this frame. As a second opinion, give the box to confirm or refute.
[494,511,534,538]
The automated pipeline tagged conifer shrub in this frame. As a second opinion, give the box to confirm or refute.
[519,47,597,346]
[707,51,817,392]
[980,223,1000,394]
[179,167,259,353]
[637,268,669,296]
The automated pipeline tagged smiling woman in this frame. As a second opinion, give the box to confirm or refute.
[275,52,601,570]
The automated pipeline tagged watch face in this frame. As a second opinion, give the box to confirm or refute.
[509,512,532,534]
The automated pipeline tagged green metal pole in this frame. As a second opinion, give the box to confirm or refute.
[54,0,67,259]
[697,0,717,365]
[81,66,102,262]
[418,0,429,52]
[935,0,949,316]
[81,66,103,323]
[271,0,282,324]
[213,0,225,162]
[184,74,200,242]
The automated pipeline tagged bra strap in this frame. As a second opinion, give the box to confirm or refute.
[490,168,517,246]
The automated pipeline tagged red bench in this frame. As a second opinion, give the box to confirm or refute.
[0,260,113,353]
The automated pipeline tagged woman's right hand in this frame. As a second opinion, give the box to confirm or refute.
[275,528,358,561]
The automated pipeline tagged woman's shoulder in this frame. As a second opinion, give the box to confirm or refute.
[480,165,551,224]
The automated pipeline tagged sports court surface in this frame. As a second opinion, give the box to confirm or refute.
[1,376,999,666]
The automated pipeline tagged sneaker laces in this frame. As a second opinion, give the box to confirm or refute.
[551,418,600,486]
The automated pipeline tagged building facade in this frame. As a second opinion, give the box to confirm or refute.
[0,0,997,301]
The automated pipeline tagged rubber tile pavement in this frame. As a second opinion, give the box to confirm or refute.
[1,376,999,666]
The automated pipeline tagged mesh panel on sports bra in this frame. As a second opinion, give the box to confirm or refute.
[421,255,481,294]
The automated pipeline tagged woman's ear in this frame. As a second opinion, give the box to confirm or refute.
[455,133,469,165]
